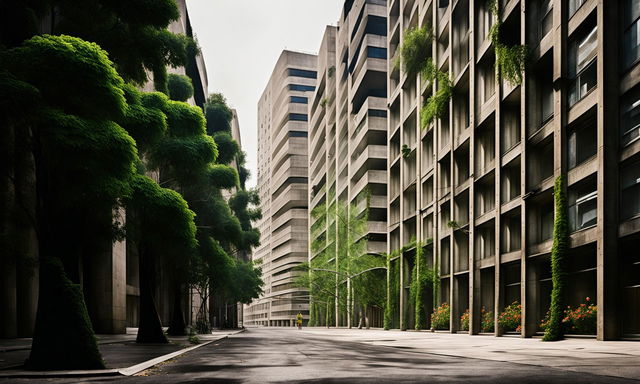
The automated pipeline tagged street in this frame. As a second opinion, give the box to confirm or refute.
[4,328,639,383]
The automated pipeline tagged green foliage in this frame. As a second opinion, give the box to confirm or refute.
[150,135,217,183]
[409,240,436,330]
[230,260,264,304]
[401,144,411,159]
[488,1,528,86]
[6,34,126,120]
[320,98,328,108]
[213,131,240,165]
[26,258,104,370]
[208,164,239,189]
[120,84,167,153]
[544,175,569,341]
[229,189,262,251]
[167,73,194,102]
[303,198,386,327]
[431,303,450,330]
[562,298,597,335]
[236,151,251,189]
[420,59,452,130]
[396,26,434,77]
[164,100,207,138]
[204,93,233,134]
[498,301,522,332]
[481,307,494,332]
[328,66,336,78]
[460,309,470,331]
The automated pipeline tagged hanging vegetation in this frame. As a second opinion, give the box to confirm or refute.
[395,26,434,77]
[409,239,436,330]
[488,0,528,86]
[543,175,569,341]
[420,59,452,130]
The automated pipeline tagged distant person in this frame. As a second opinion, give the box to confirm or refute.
[296,313,303,330]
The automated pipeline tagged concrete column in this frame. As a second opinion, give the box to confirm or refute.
[596,0,621,341]
[85,212,127,334]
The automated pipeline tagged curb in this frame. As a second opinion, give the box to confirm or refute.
[0,331,243,379]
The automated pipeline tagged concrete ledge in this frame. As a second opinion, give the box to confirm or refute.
[0,330,244,379]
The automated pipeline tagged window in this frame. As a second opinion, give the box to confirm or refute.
[479,63,495,104]
[539,0,553,39]
[289,113,308,122]
[289,131,307,138]
[568,26,597,106]
[368,109,387,117]
[367,46,387,59]
[289,68,317,79]
[568,183,597,231]
[567,120,597,169]
[289,84,315,92]
[477,0,494,45]
[621,160,640,220]
[290,96,308,104]
[623,0,640,69]
[621,89,640,146]
[568,0,587,18]
[541,79,554,124]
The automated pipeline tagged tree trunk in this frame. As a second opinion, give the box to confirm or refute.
[167,281,186,336]
[136,246,168,343]
[27,126,104,369]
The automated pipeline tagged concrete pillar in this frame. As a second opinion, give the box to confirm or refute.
[596,0,621,341]
[85,220,127,334]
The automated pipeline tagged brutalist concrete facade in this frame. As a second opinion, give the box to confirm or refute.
[244,51,318,327]
[307,0,389,328]
[387,0,640,339]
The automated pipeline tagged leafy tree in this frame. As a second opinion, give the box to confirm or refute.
[1,0,198,88]
[301,196,386,328]
[228,189,262,252]
[124,174,196,343]
[167,73,194,102]
[2,34,138,369]
[204,93,233,134]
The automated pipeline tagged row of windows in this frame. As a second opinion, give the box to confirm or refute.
[289,84,315,92]
[289,113,308,122]
[289,68,317,79]
[290,96,308,104]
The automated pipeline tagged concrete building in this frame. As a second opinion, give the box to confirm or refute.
[307,0,389,328]
[244,51,318,327]
[387,0,640,339]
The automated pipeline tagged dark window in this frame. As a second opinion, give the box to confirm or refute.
[621,87,640,147]
[623,0,640,69]
[621,160,640,220]
[367,46,387,59]
[289,69,317,79]
[290,96,308,104]
[568,26,597,106]
[289,131,308,137]
[289,113,308,122]
[369,109,387,117]
[289,84,316,92]
[567,119,597,169]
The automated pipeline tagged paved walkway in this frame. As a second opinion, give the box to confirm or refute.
[2,327,638,383]
[0,329,242,372]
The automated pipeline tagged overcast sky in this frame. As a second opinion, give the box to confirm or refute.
[186,1,343,188]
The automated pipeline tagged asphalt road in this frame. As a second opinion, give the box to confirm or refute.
[3,328,639,383]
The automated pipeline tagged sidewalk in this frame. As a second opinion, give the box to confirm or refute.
[298,328,640,381]
[0,329,243,378]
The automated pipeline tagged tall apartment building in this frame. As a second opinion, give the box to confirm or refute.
[307,0,389,327]
[387,0,640,339]
[244,51,318,327]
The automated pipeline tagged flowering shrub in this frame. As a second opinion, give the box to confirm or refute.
[431,303,450,330]
[540,298,597,335]
[481,307,494,333]
[498,301,521,332]
[460,309,470,331]
[563,297,597,335]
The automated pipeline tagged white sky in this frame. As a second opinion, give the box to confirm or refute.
[187,0,344,188]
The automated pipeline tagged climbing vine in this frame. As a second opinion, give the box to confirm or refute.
[409,239,436,330]
[420,59,452,130]
[543,175,568,341]
[488,0,528,86]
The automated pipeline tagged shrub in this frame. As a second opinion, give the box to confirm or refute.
[460,309,470,331]
[488,0,528,86]
[563,297,597,335]
[431,302,450,330]
[397,26,434,77]
[167,73,194,102]
[498,301,521,332]
[420,59,452,130]
[401,144,411,158]
[481,307,494,333]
